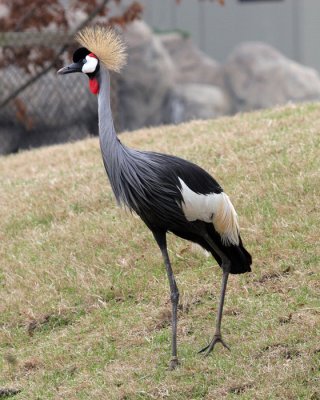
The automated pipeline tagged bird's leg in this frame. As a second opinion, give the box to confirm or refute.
[199,233,231,356]
[198,265,231,355]
[153,231,180,370]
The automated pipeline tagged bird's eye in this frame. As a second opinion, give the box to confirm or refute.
[83,59,87,64]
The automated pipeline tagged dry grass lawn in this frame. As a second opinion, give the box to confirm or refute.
[0,103,319,399]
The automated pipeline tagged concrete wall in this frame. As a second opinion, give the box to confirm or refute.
[135,0,320,72]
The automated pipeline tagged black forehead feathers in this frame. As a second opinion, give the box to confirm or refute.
[73,47,90,63]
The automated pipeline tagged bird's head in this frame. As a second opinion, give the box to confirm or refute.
[58,47,100,94]
[58,26,127,95]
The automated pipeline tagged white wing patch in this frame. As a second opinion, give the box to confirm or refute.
[178,178,240,246]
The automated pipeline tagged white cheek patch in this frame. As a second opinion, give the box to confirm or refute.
[178,177,240,246]
[82,55,98,73]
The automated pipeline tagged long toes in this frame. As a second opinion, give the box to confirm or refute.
[216,336,231,351]
[199,336,231,356]
[203,344,216,357]
[168,357,180,370]
[220,339,231,351]
[198,345,210,354]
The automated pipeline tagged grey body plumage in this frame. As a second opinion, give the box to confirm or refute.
[58,28,252,369]
[98,69,224,231]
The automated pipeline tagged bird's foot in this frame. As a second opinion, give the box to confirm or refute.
[168,356,180,370]
[198,334,231,356]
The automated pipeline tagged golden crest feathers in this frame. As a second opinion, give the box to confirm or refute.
[76,26,127,72]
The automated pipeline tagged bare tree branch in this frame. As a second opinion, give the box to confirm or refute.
[14,8,35,31]
[0,0,110,110]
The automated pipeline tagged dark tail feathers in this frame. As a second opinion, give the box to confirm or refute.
[205,229,252,274]
[226,236,252,274]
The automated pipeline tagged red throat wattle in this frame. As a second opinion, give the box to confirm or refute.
[89,78,99,95]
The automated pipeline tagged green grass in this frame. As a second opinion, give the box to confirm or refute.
[0,103,319,399]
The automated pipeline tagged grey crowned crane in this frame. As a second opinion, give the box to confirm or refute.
[58,27,252,370]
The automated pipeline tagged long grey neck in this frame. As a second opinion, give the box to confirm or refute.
[97,67,127,203]
[96,67,153,211]
[97,68,120,157]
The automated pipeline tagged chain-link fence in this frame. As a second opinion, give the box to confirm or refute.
[0,31,104,155]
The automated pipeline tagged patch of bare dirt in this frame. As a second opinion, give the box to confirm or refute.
[256,267,291,284]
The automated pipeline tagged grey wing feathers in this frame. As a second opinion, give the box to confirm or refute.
[104,147,222,229]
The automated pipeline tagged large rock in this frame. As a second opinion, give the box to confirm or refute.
[224,42,320,112]
[166,83,231,124]
[160,32,224,88]
[118,21,175,131]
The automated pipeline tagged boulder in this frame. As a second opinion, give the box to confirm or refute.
[160,32,224,88]
[166,83,231,124]
[224,42,320,112]
[118,21,175,131]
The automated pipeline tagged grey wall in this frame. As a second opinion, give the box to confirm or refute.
[135,0,320,72]
[299,1,320,71]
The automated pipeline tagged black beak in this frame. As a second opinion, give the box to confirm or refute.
[57,62,82,75]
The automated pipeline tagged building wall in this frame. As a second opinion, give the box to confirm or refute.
[299,0,320,71]
[137,0,320,72]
